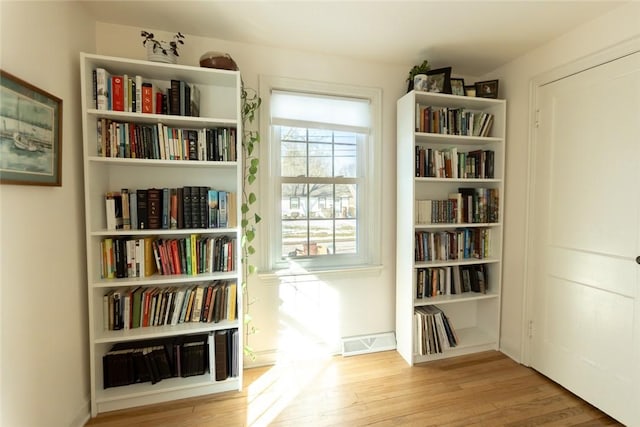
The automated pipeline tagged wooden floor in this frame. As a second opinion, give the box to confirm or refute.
[85,350,621,427]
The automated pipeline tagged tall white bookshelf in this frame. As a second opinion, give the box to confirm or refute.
[80,53,243,416]
[396,90,506,365]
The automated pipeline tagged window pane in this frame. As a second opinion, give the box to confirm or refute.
[335,219,357,254]
[282,219,306,257]
[334,132,357,178]
[309,142,332,177]
[282,126,307,141]
[281,140,307,177]
[309,219,334,256]
[308,128,333,143]
[309,184,333,219]
[282,183,307,219]
[335,184,357,219]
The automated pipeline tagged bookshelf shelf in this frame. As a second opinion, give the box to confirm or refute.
[95,375,240,414]
[90,270,239,288]
[396,90,506,365]
[81,52,243,417]
[88,156,239,168]
[94,319,239,344]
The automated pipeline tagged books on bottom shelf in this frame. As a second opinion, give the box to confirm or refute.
[102,330,238,389]
[102,281,237,331]
[414,306,458,356]
[211,328,240,381]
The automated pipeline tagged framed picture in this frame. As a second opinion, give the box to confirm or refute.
[426,67,452,94]
[475,79,499,99]
[464,85,476,97]
[0,70,63,186]
[450,78,465,96]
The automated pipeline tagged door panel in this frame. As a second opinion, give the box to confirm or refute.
[531,52,640,425]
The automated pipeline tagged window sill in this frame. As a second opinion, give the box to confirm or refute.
[257,264,384,285]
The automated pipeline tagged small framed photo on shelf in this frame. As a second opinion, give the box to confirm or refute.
[475,79,499,99]
[464,85,476,97]
[426,67,452,94]
[450,78,465,96]
[0,70,63,186]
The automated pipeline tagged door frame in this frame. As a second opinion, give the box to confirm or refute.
[521,36,640,366]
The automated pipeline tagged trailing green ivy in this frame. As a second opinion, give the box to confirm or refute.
[240,82,261,360]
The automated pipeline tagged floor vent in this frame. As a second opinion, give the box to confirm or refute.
[341,332,396,357]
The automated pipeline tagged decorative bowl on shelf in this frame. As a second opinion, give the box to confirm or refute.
[199,52,238,70]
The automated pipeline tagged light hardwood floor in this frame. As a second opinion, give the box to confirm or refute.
[85,350,621,426]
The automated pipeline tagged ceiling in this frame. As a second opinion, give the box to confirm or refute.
[80,0,627,76]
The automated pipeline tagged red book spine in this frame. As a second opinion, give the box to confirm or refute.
[111,76,124,111]
[141,83,153,114]
[170,239,181,275]
[156,92,164,114]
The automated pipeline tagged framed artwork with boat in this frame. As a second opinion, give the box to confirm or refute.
[0,70,62,186]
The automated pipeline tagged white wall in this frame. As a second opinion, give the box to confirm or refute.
[95,23,408,362]
[490,2,640,362]
[0,2,95,426]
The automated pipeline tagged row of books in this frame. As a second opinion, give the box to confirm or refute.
[415,147,495,179]
[415,188,499,225]
[415,104,494,137]
[103,330,238,388]
[414,228,491,262]
[153,235,235,276]
[414,306,458,355]
[96,119,236,162]
[103,281,237,331]
[94,69,200,117]
[105,187,236,231]
[100,236,155,279]
[100,234,235,279]
[416,264,488,299]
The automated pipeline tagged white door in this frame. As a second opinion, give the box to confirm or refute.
[529,51,640,425]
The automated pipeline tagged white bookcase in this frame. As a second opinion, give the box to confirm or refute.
[80,53,243,416]
[396,90,506,365]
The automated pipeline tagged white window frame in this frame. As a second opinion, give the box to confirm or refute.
[259,75,382,275]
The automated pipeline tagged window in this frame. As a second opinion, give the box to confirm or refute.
[260,77,381,272]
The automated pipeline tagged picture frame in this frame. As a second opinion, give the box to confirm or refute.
[0,70,63,186]
[425,67,452,94]
[475,79,499,99]
[450,78,465,96]
[464,85,476,97]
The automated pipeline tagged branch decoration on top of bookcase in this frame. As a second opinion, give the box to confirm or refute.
[141,30,185,64]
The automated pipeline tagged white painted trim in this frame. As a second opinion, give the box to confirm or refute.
[70,399,91,427]
[522,35,640,366]
[258,74,383,273]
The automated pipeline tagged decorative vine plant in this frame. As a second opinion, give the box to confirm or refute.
[240,82,262,359]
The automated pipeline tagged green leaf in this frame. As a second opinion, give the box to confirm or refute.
[246,230,255,241]
[251,158,259,167]
[255,213,262,223]
[248,175,256,185]
[248,245,256,255]
[241,204,249,214]
[248,265,256,274]
[241,219,249,228]
[248,192,257,204]
[249,166,258,175]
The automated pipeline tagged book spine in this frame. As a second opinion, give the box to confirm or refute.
[142,83,153,114]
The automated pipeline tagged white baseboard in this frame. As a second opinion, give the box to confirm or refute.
[70,398,91,427]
